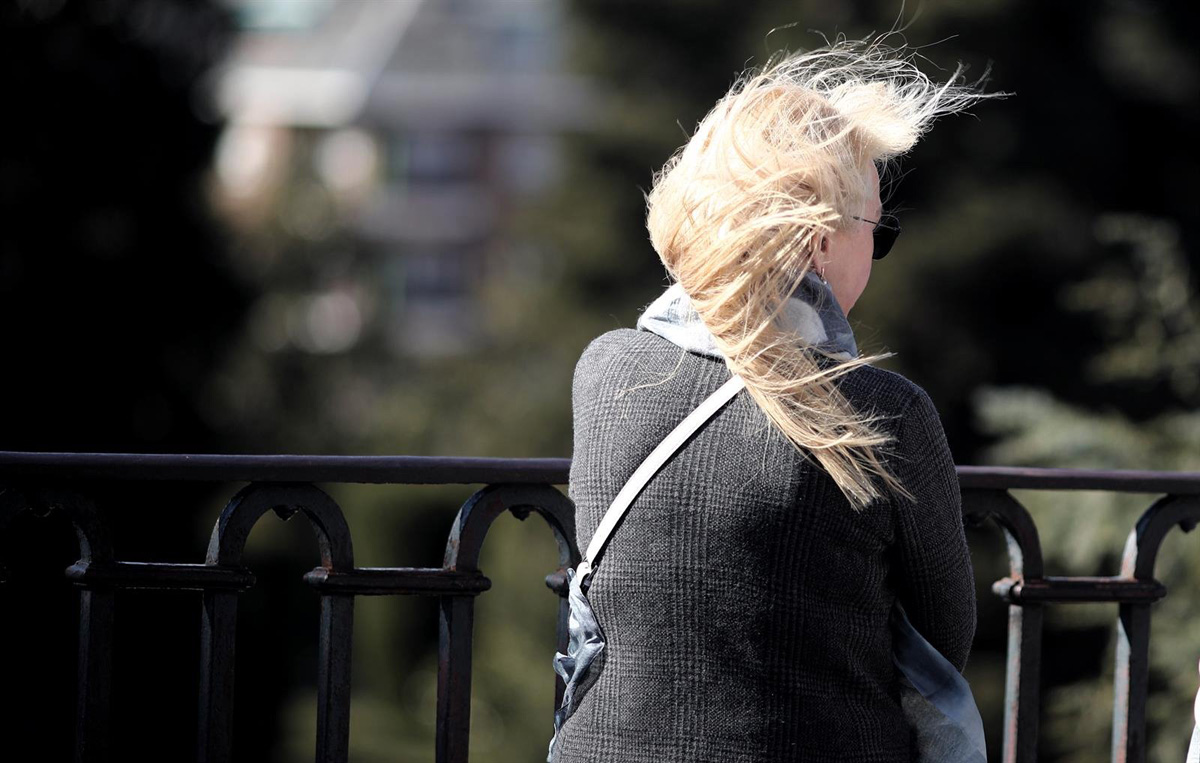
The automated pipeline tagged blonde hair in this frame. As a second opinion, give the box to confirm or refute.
[644,35,1002,511]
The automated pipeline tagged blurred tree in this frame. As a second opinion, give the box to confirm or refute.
[974,214,1200,763]
[0,1,248,760]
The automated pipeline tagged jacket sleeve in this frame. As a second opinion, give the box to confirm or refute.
[888,385,976,672]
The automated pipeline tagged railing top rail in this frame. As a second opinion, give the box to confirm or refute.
[0,451,1198,494]
[0,451,573,485]
[956,465,1200,495]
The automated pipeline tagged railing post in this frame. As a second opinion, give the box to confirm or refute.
[438,483,579,763]
[316,593,355,761]
[968,488,1045,763]
[437,595,476,763]
[1003,599,1043,763]
[1112,495,1200,763]
[1,487,118,763]
[1112,601,1152,763]
[199,483,357,763]
[75,586,114,763]
[198,591,240,763]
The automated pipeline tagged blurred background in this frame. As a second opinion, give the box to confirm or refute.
[0,0,1197,761]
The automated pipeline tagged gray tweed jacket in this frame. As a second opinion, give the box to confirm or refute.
[551,328,975,763]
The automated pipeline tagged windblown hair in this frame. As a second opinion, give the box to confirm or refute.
[645,36,1000,511]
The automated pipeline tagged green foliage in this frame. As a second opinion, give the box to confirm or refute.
[973,214,1200,762]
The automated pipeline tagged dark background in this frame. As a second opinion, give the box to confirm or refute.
[2,0,1198,761]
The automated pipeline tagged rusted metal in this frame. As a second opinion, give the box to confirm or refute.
[544,569,569,596]
[2,456,1200,762]
[65,561,255,591]
[963,488,1045,763]
[304,567,492,595]
[992,576,1166,604]
[1111,494,1200,763]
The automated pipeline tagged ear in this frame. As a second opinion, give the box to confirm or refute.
[819,235,830,254]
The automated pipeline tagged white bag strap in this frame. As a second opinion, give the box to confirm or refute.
[579,372,746,582]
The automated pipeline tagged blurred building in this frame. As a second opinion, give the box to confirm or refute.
[211,0,595,356]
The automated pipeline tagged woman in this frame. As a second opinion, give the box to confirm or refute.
[552,38,998,762]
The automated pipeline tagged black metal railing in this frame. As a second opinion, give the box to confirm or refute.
[0,452,1198,763]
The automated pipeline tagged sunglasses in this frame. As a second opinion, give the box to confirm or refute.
[852,214,902,260]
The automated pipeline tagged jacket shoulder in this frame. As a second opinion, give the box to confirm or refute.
[576,328,665,366]
[814,359,931,435]
[572,327,697,388]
